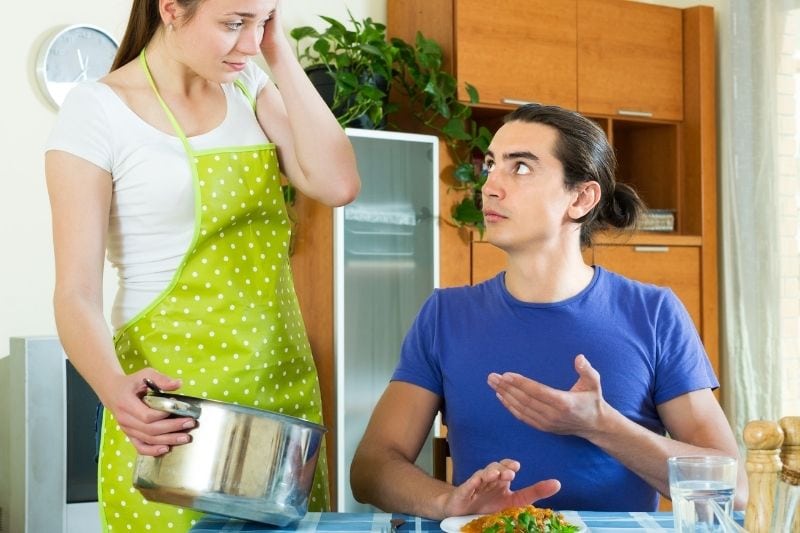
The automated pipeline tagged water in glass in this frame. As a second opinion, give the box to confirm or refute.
[671,480,735,532]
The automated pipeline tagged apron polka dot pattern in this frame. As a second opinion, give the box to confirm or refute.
[99,53,329,533]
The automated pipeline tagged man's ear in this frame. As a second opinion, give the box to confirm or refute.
[568,181,601,220]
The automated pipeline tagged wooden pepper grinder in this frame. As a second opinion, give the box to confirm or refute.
[777,416,800,532]
[744,419,784,533]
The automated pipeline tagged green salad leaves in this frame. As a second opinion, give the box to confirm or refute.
[482,510,580,533]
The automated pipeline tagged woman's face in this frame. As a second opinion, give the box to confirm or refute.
[171,0,277,82]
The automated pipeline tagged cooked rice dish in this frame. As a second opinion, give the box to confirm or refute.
[460,504,574,532]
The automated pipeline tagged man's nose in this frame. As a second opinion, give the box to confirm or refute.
[482,170,504,198]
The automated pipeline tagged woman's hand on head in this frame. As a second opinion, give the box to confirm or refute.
[101,368,196,456]
[259,0,290,58]
[438,460,561,518]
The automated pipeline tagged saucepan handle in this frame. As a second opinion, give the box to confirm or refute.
[142,379,202,419]
[143,394,202,419]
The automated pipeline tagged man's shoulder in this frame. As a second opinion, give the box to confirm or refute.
[434,273,503,302]
[596,266,673,301]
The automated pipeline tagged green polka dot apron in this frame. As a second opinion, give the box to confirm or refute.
[97,50,329,532]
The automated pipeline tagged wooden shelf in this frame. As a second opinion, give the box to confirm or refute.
[592,231,702,247]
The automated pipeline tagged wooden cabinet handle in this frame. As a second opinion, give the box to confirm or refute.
[617,109,654,118]
[633,246,669,253]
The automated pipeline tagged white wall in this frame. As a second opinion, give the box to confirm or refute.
[0,0,385,358]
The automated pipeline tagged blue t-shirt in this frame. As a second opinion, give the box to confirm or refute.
[392,267,718,511]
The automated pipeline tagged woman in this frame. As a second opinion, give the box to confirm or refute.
[45,0,359,530]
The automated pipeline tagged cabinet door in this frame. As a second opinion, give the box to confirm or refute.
[592,244,701,332]
[455,0,577,109]
[578,0,683,120]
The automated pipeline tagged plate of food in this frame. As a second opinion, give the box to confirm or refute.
[439,505,583,532]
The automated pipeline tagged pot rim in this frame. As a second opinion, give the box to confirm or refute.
[148,391,327,433]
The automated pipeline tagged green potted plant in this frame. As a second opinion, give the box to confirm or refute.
[290,11,399,129]
[391,33,493,233]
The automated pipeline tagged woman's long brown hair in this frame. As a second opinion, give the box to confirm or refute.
[111,0,203,71]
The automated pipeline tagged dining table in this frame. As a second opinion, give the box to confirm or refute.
[189,510,747,532]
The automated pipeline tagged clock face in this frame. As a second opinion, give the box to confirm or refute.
[37,25,119,109]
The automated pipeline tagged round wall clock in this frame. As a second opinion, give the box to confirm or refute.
[36,24,119,110]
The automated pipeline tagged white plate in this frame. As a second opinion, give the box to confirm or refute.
[439,511,586,532]
[439,515,480,533]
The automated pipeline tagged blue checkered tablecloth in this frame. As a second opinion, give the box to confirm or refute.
[190,510,746,532]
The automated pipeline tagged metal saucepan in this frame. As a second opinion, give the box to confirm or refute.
[132,380,326,526]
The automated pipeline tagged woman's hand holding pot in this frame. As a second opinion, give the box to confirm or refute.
[101,368,196,456]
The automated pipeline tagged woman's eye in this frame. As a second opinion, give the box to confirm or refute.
[225,21,244,31]
[484,160,496,172]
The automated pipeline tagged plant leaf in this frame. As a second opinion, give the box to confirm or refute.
[289,26,320,41]
[443,119,472,142]
[318,15,348,33]
[465,83,479,104]
[453,162,477,183]
[452,196,484,225]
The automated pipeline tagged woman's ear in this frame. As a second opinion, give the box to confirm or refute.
[569,181,601,220]
[159,0,181,27]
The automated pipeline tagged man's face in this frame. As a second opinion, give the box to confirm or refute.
[481,120,578,253]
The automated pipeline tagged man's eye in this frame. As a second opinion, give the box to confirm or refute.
[225,21,244,31]
[485,160,496,172]
[515,162,531,175]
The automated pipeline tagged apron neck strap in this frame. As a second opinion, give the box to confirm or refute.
[139,48,192,152]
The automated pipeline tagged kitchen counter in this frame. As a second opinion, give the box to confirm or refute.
[189,510,746,532]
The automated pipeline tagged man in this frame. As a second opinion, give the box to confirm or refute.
[350,104,746,519]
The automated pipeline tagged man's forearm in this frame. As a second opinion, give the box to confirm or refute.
[585,406,745,507]
[351,447,453,519]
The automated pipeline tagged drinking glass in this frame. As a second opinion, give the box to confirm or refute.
[668,456,738,532]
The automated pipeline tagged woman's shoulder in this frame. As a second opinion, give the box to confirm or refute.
[51,81,120,135]
[60,79,115,107]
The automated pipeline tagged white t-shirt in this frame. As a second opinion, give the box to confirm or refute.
[45,62,272,330]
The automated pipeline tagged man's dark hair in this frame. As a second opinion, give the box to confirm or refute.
[504,103,645,247]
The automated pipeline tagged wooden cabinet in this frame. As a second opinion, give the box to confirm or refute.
[390,0,683,120]
[454,0,577,109]
[578,0,684,120]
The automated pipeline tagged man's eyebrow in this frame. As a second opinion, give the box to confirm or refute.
[484,150,540,162]
[504,151,539,161]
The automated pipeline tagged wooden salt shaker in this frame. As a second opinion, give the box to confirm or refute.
[780,416,800,471]
[778,417,800,532]
[744,419,784,533]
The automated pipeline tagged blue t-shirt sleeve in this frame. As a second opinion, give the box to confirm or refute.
[653,289,719,404]
[391,291,444,396]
